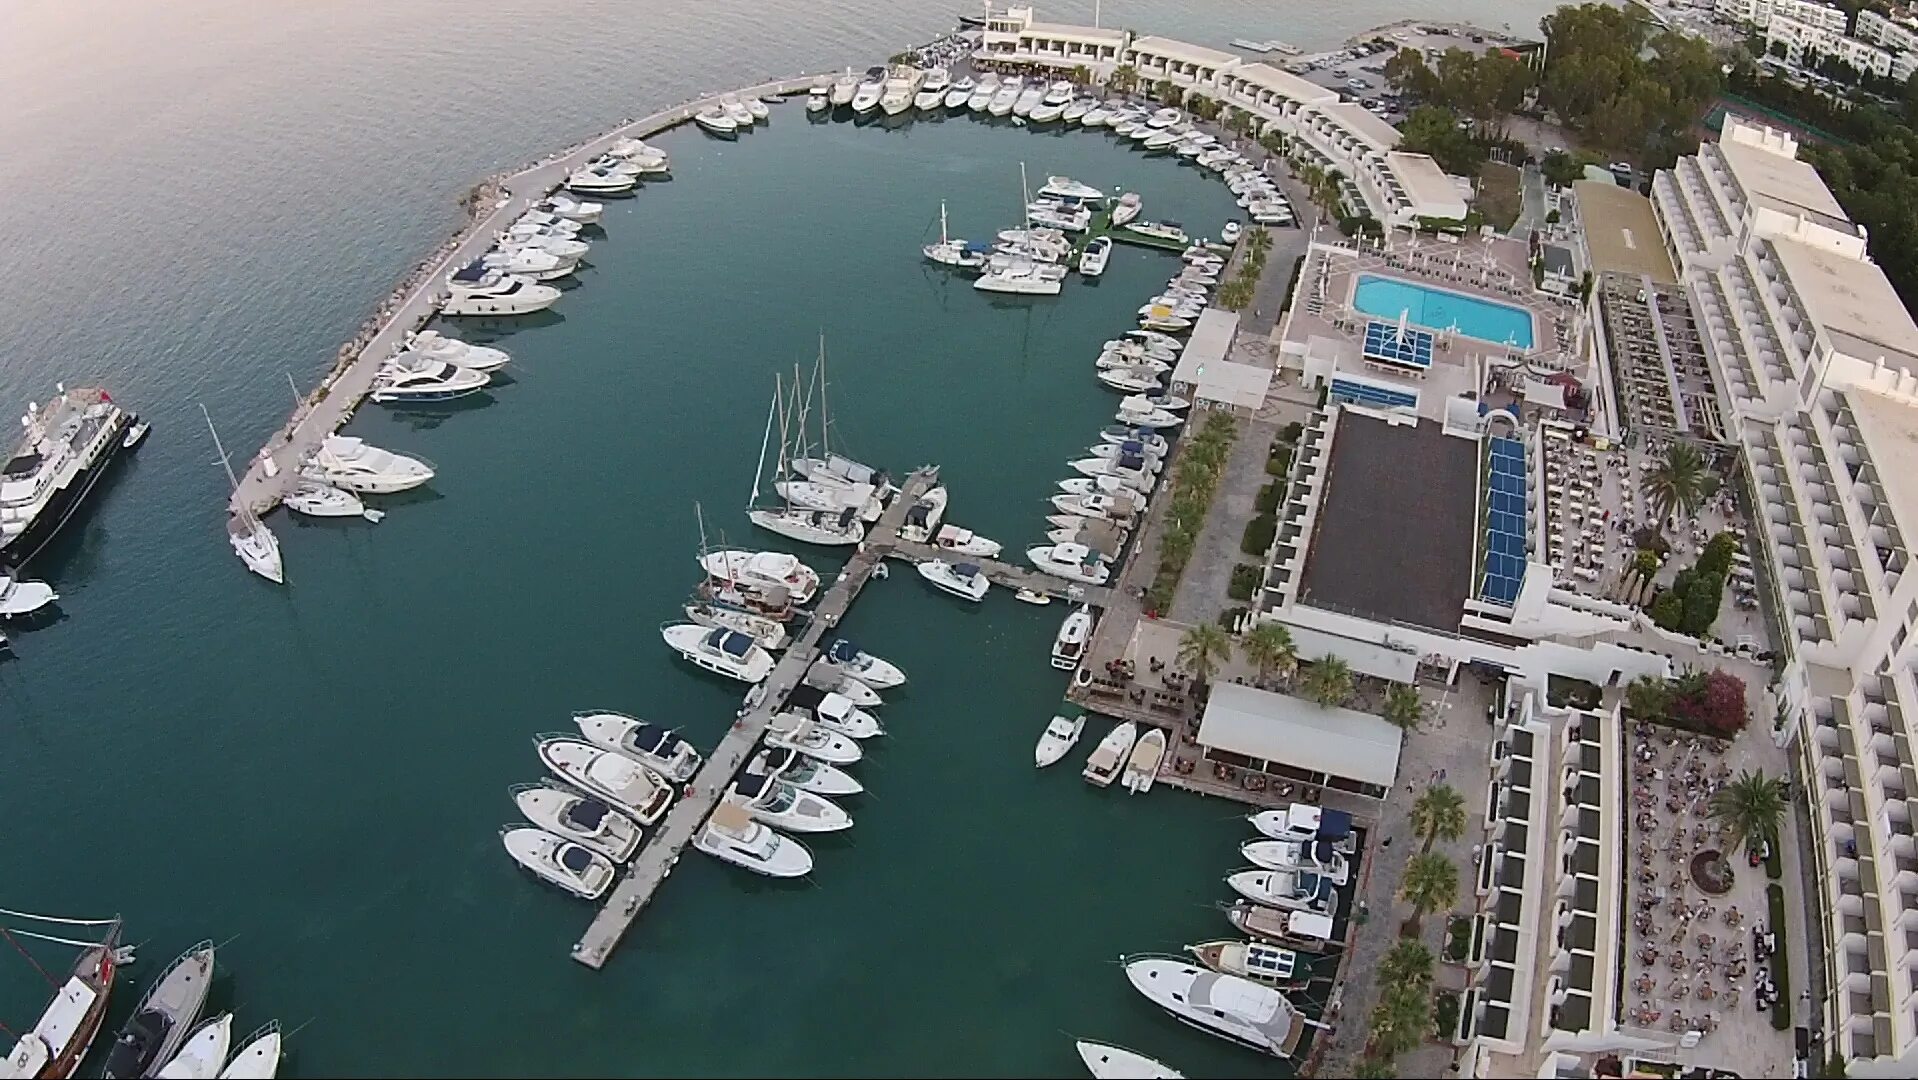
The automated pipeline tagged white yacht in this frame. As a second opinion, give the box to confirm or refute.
[406,330,510,372]
[1123,958,1308,1058]
[573,710,703,782]
[299,435,433,493]
[748,505,864,546]
[1050,492,1140,522]
[1059,474,1146,501]
[1038,175,1104,201]
[564,167,637,195]
[699,548,819,603]
[915,559,989,602]
[802,661,883,708]
[987,77,1022,116]
[1050,605,1093,670]
[369,356,489,404]
[1242,838,1351,886]
[0,574,55,617]
[540,193,604,223]
[227,513,282,584]
[683,601,790,651]
[1029,82,1073,122]
[1225,869,1338,916]
[479,244,571,282]
[1061,97,1093,123]
[216,1024,281,1080]
[1227,901,1338,953]
[1027,543,1112,585]
[1188,939,1304,988]
[283,481,379,521]
[743,96,770,122]
[1098,426,1170,454]
[821,638,905,688]
[1122,728,1167,793]
[1221,221,1244,244]
[974,266,1062,295]
[1248,803,1357,852]
[829,68,860,107]
[1127,219,1189,244]
[1034,712,1085,768]
[1114,401,1183,430]
[850,72,886,114]
[729,771,851,833]
[1097,368,1163,395]
[697,801,814,877]
[1085,441,1163,472]
[966,74,999,110]
[1078,236,1112,277]
[1011,81,1045,117]
[914,68,950,110]
[751,746,862,797]
[512,782,644,863]
[1075,1041,1184,1079]
[155,1013,232,1080]
[878,69,917,115]
[693,108,738,136]
[764,712,862,765]
[1102,339,1177,364]
[660,623,775,683]
[1081,104,1113,127]
[1146,107,1184,128]
[807,84,830,112]
[535,737,674,824]
[926,523,1001,558]
[1083,720,1137,786]
[781,687,884,741]
[1129,329,1186,351]
[1027,203,1091,233]
[1097,352,1168,375]
[607,137,670,171]
[441,263,560,316]
[500,827,615,900]
[719,97,754,127]
[944,75,975,108]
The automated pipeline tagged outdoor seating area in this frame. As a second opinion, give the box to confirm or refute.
[1539,423,1612,584]
[1596,273,1728,444]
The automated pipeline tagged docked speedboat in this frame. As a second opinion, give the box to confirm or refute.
[700,548,819,603]
[1138,309,1193,334]
[944,75,975,108]
[1226,901,1338,953]
[1123,958,1307,1058]
[660,623,775,683]
[966,73,998,110]
[283,480,378,521]
[764,712,862,765]
[1097,367,1163,395]
[1050,605,1093,670]
[155,1013,231,1080]
[216,1024,280,1080]
[744,96,770,122]
[565,167,637,194]
[1115,400,1183,430]
[915,68,950,110]
[1011,81,1044,117]
[783,685,884,740]
[1129,328,1186,350]
[1086,441,1163,473]
[1102,339,1177,364]
[500,827,615,899]
[1051,492,1140,522]
[1075,1040,1183,1080]
[227,513,282,584]
[1226,869,1338,916]
[573,710,703,782]
[1078,236,1111,277]
[748,505,865,546]
[719,97,754,127]
[752,746,862,797]
[1242,838,1350,886]
[1057,474,1143,505]
[829,68,860,107]
[407,330,510,372]
[541,193,604,223]
[1248,803,1357,852]
[729,771,851,832]
[1099,426,1170,453]
[807,84,830,112]
[1062,97,1093,123]
[1034,712,1085,768]
[1096,351,1168,375]
[916,559,989,601]
[300,435,433,493]
[1027,204,1090,233]
[369,356,489,404]
[1027,543,1111,585]
[442,262,560,316]
[1081,104,1114,127]
[1188,938,1304,988]
[607,137,670,171]
[696,801,814,877]
[480,244,571,282]
[1038,175,1104,201]
[1249,202,1295,226]
[0,573,56,617]
[101,942,214,1080]
[821,638,905,688]
[535,736,674,824]
[1221,221,1244,244]
[1146,107,1184,128]
[927,523,1001,558]
[801,662,884,707]
[512,782,643,863]
[1122,728,1167,793]
[974,266,1062,295]
[987,76,1022,116]
[1029,82,1073,122]
[693,108,738,136]
[850,72,886,114]
[683,601,789,650]
[1125,220,1189,244]
[1083,720,1137,786]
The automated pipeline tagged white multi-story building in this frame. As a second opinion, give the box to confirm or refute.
[977,4,1128,66]
[1716,0,1778,28]
[1652,114,1918,1077]
[1767,13,1902,78]
[1858,8,1918,52]
[1718,0,1848,31]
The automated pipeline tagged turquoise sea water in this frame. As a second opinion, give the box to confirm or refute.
[1352,272,1537,348]
[0,1,1575,1074]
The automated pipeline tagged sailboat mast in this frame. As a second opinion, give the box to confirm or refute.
[790,362,813,464]
[200,404,254,529]
[775,374,795,510]
[1021,161,1031,229]
[816,332,831,462]
[939,200,949,246]
[748,374,778,508]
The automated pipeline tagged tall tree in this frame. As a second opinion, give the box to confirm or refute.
[1177,622,1232,684]
[1399,852,1460,934]
[1397,106,1486,176]
[1368,982,1433,1057]
[1379,938,1436,988]
[1709,770,1786,854]
[1411,784,1468,853]
[1240,621,1299,685]
[1645,441,1713,520]
[1625,674,1673,721]
[1383,682,1425,732]
[1301,654,1354,707]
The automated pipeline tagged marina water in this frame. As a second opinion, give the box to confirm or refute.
[3,0,1566,1073]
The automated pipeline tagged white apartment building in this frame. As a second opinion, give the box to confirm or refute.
[1718,0,1849,31]
[977,4,1127,66]
[1651,114,1918,1076]
[1767,12,1902,78]
[1858,8,1918,53]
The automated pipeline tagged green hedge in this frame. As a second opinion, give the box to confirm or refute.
[1256,482,1282,513]
[1266,445,1293,477]
[1767,883,1791,1031]
[1242,514,1277,557]
[1228,563,1261,600]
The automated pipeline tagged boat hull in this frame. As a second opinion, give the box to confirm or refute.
[0,408,133,568]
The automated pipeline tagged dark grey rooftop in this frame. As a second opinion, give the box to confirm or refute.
[1297,412,1478,633]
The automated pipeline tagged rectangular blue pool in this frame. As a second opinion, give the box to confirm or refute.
[1352,274,1535,349]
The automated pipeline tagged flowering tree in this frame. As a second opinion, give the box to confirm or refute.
[1671,669,1749,736]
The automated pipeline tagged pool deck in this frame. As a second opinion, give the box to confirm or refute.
[1350,271,1539,351]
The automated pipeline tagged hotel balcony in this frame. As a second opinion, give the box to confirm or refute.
[1652,172,1707,262]
[1675,155,1735,243]
[1689,268,1769,405]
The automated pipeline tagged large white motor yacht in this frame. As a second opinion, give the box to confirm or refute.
[915,559,989,602]
[878,70,917,115]
[728,771,851,833]
[850,72,886,114]
[500,826,615,899]
[1029,82,1074,122]
[369,356,489,405]
[1050,492,1140,522]
[1242,838,1351,886]
[535,736,674,824]
[987,76,1022,116]
[1225,869,1338,916]
[407,330,510,372]
[752,746,862,797]
[479,245,571,282]
[925,523,1001,558]
[966,74,998,110]
[299,435,433,493]
[695,801,813,878]
[1051,605,1093,670]
[1028,543,1110,586]
[914,68,950,110]
[699,548,820,603]
[1248,803,1357,851]
[659,623,775,683]
[511,782,644,863]
[1123,958,1307,1058]
[820,638,905,688]
[781,688,884,741]
[441,263,560,317]
[1011,82,1045,117]
[944,75,975,108]
[1034,713,1085,768]
[1074,1041,1184,1079]
[572,710,703,782]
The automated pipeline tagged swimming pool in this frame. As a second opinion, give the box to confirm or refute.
[1351,274,1535,349]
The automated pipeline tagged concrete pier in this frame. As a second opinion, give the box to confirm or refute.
[230,74,825,527]
[887,541,1114,607]
[571,467,938,969]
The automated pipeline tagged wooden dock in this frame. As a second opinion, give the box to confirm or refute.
[571,467,939,969]
[887,541,1115,607]
[228,73,825,535]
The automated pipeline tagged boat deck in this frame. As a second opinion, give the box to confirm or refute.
[887,542,1114,606]
[572,466,939,968]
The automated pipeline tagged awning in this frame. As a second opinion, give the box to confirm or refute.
[1196,683,1403,788]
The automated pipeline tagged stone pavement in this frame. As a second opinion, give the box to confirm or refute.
[1168,417,1277,626]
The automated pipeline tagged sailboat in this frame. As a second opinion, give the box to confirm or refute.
[976,162,1062,296]
[0,913,128,1080]
[747,373,865,547]
[202,407,282,584]
[774,346,885,523]
[923,201,986,269]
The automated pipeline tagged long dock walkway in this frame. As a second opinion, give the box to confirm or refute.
[572,467,939,969]
[230,73,823,523]
[888,541,1114,607]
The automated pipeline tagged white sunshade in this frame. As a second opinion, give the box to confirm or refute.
[1197,682,1403,788]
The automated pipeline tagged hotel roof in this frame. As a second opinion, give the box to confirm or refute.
[1574,181,1676,282]
[1127,36,1242,69]
[1385,152,1457,205]
[1024,21,1128,44]
[1768,236,1918,368]
[1842,388,1918,538]
[1298,411,1478,632]
[1320,101,1400,152]
[1718,136,1850,226]
[1230,62,1336,104]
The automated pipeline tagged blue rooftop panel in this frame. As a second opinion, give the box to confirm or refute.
[1361,320,1435,370]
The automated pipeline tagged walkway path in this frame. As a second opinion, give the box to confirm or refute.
[1168,417,1277,626]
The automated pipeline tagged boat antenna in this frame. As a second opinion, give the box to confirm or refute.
[748,374,778,508]
[1,927,56,988]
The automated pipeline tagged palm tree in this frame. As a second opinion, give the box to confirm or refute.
[1240,621,1298,686]
[1411,784,1467,854]
[1646,442,1711,520]
[1382,682,1424,732]
[1352,1056,1399,1079]
[1709,770,1787,855]
[1379,938,1435,988]
[1177,622,1232,684]
[1399,851,1459,934]
[1368,982,1432,1057]
[1625,675,1673,722]
[1300,654,1354,707]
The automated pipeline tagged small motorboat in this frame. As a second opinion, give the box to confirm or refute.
[0,574,57,617]
[1083,720,1138,786]
[541,192,604,223]
[155,1013,232,1080]
[284,480,383,522]
[929,523,1002,558]
[512,782,644,863]
[751,746,862,797]
[1050,605,1094,670]
[1222,221,1244,243]
[801,662,884,708]
[1098,367,1163,394]
[1122,727,1167,794]
[1075,1040,1184,1079]
[1110,192,1143,227]
[1027,543,1113,585]
[1034,712,1085,768]
[1188,938,1305,987]
[500,826,615,899]
[123,420,152,448]
[822,638,906,688]
[1225,900,1338,953]
[728,771,852,833]
[694,108,738,136]
[216,1023,281,1080]
[1014,588,1052,605]
[916,559,989,602]
[1226,869,1338,916]
[781,686,884,741]
[696,801,813,877]
[764,712,862,765]
[1242,838,1351,886]
[1079,236,1112,277]
[719,97,755,127]
[683,601,790,651]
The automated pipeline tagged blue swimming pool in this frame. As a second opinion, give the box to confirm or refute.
[1352,274,1535,349]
